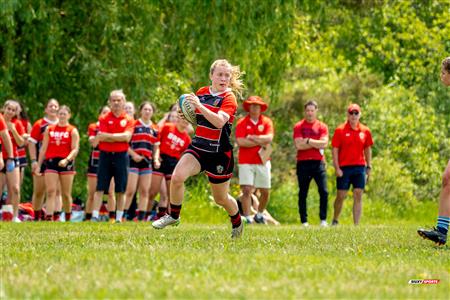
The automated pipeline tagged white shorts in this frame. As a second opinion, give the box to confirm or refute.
[238,161,271,189]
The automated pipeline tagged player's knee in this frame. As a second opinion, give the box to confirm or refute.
[214,195,228,206]
[171,173,186,186]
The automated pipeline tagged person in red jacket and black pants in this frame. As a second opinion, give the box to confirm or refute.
[91,90,134,222]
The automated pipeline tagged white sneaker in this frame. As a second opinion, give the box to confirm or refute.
[320,220,328,227]
[231,221,244,239]
[152,214,180,229]
[12,217,22,223]
[302,222,309,227]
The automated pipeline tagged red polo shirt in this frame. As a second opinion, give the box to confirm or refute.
[98,111,134,152]
[293,119,328,161]
[235,114,274,164]
[331,121,373,167]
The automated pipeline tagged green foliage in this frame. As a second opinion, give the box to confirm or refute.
[366,86,449,199]
[0,0,448,209]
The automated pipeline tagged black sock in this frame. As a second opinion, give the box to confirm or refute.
[157,207,167,217]
[138,210,146,221]
[34,210,42,221]
[170,204,182,219]
[230,212,242,228]
[85,213,92,221]
[109,211,116,219]
[53,211,61,221]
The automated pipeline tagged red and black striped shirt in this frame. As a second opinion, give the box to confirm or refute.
[192,86,237,153]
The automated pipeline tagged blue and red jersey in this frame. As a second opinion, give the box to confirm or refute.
[130,119,159,159]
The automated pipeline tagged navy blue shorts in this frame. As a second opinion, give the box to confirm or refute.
[184,145,234,184]
[336,166,367,190]
[129,158,152,175]
[18,156,27,167]
[96,151,129,193]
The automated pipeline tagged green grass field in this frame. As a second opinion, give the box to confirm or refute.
[1,222,448,299]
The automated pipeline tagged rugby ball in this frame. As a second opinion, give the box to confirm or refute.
[178,94,197,125]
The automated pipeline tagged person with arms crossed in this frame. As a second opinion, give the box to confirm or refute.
[152,59,245,238]
[91,90,134,223]
[331,103,373,225]
[85,106,116,221]
[235,95,274,224]
[417,57,450,245]
[293,100,329,227]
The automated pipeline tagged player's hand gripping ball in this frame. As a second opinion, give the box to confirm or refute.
[178,94,197,125]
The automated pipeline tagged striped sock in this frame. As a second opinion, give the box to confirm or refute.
[157,207,167,218]
[170,204,182,220]
[230,212,242,228]
[436,216,450,235]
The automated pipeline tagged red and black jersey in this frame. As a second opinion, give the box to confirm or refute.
[159,123,191,159]
[29,117,58,156]
[192,86,237,153]
[130,119,159,159]
[88,122,100,166]
[45,124,76,159]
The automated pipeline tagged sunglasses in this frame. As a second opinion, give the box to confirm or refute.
[348,111,359,115]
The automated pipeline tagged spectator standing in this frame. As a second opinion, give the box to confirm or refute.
[235,96,274,224]
[91,90,134,222]
[331,103,373,225]
[293,100,329,227]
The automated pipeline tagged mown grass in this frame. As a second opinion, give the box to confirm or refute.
[1,222,448,299]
